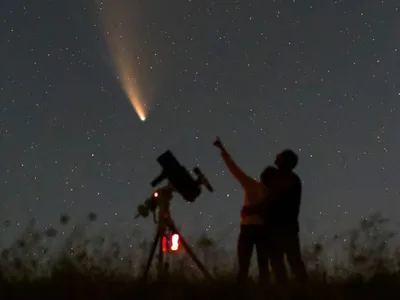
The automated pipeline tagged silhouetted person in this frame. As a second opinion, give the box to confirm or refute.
[268,150,308,283]
[213,136,270,283]
[244,149,309,284]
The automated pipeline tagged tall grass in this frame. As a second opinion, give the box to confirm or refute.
[1,211,400,299]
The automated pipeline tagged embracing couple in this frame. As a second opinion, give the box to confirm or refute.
[214,136,308,284]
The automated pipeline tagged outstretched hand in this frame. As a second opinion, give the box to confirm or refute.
[213,136,225,151]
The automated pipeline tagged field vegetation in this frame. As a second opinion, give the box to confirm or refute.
[1,212,400,299]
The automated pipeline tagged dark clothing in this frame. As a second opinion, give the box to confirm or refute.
[267,229,308,283]
[265,169,301,231]
[266,170,308,283]
[242,168,308,283]
[237,224,270,283]
[242,168,301,231]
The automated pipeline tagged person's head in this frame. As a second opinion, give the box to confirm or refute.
[274,149,298,171]
[260,166,278,186]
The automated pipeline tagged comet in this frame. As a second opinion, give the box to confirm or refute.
[95,2,149,122]
[113,51,147,122]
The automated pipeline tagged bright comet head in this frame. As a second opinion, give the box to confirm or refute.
[123,80,147,122]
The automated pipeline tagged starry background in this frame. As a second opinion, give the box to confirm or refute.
[1,0,400,252]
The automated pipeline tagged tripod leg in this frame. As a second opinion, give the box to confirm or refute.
[157,231,165,280]
[143,229,160,280]
[168,220,213,280]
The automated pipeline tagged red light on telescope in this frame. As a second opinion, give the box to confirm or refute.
[162,236,167,253]
[170,233,180,251]
[162,234,180,253]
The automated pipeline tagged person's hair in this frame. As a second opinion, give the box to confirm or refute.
[260,166,278,186]
[278,149,299,170]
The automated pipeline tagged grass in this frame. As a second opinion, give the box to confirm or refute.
[1,211,400,299]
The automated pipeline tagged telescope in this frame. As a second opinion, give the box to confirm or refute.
[150,150,213,201]
[135,150,214,281]
[135,150,213,220]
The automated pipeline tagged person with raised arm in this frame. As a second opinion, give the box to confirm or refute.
[213,136,270,283]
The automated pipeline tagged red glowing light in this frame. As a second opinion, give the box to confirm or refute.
[153,192,159,198]
[170,234,180,251]
[162,236,167,253]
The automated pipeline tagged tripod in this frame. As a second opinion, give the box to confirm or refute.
[142,183,212,281]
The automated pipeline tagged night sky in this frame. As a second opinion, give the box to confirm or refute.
[1,0,400,252]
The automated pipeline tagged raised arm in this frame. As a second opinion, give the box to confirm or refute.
[214,137,255,188]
